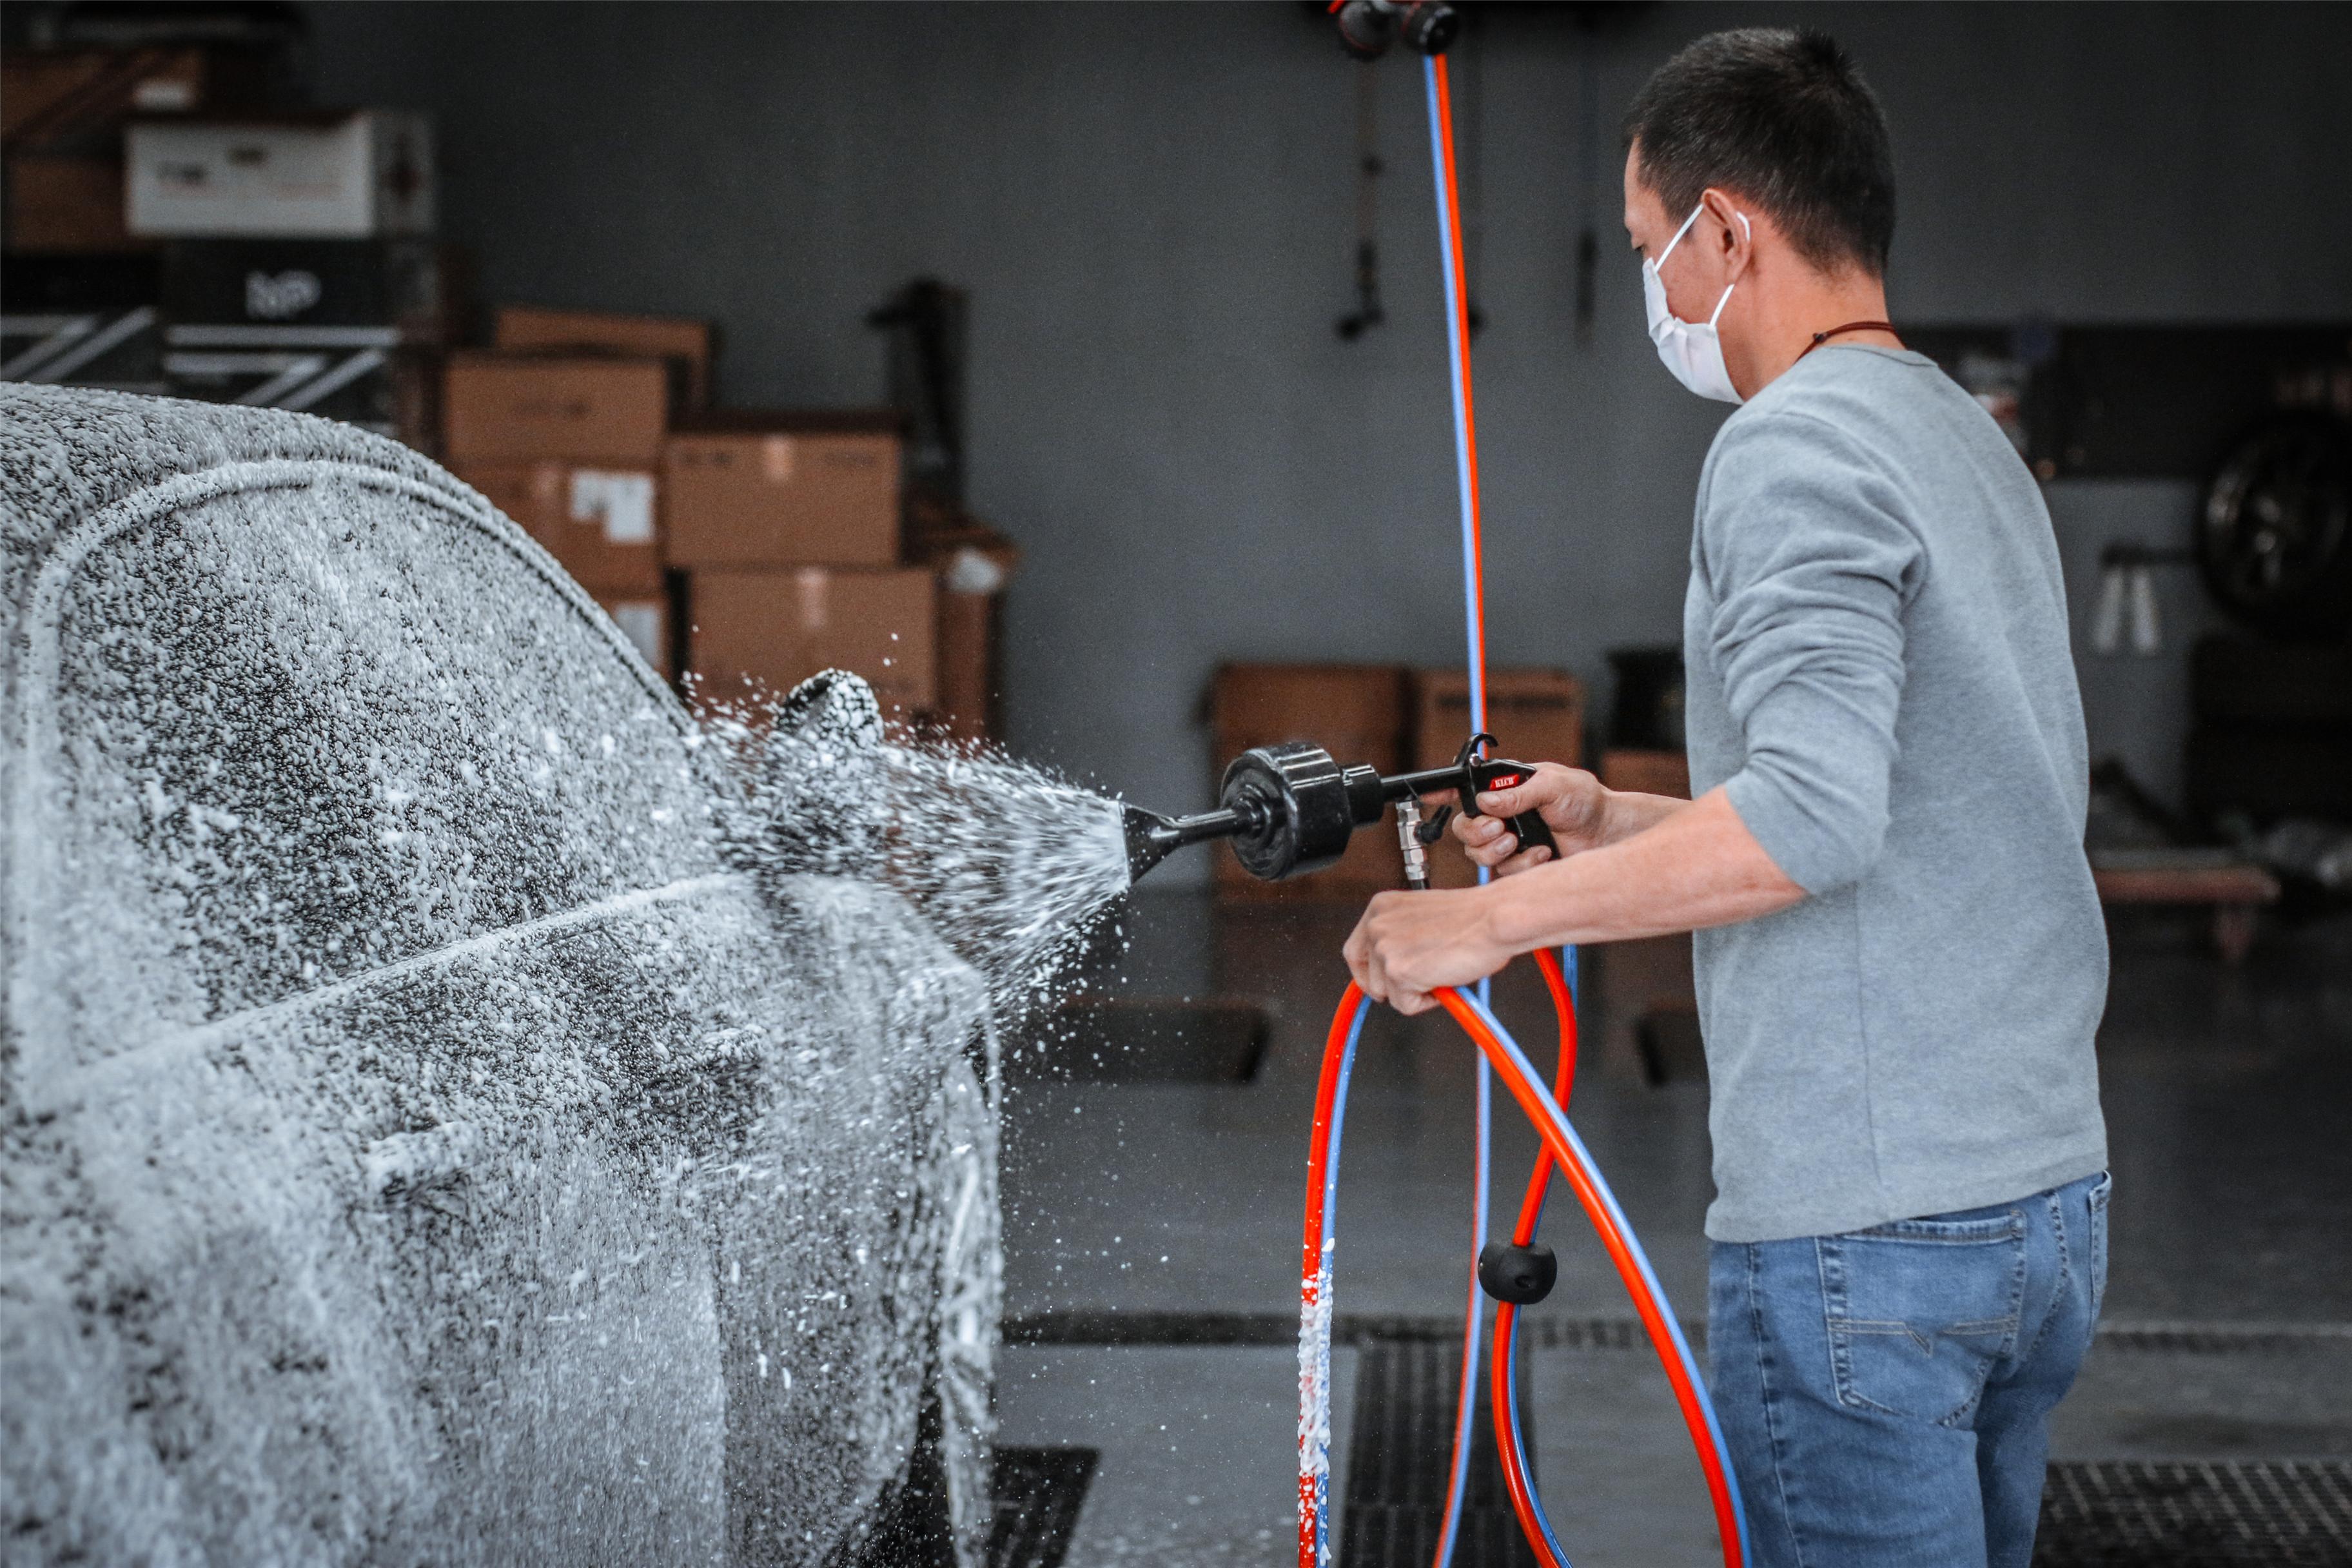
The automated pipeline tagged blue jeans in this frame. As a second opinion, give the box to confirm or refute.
[1707,1170,2111,1568]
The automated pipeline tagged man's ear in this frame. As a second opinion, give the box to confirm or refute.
[1700,187,1754,280]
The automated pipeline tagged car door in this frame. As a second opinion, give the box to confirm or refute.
[0,400,981,1565]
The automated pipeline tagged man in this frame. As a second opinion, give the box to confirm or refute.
[1344,28,2110,1568]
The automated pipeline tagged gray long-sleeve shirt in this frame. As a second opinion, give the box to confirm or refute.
[1682,344,2108,1243]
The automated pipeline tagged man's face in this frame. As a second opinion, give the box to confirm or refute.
[1623,142,1737,325]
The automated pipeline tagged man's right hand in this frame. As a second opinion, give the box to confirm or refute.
[1451,762,1612,876]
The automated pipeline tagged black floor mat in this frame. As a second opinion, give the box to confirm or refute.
[988,1447,1096,1568]
[1009,997,1268,1083]
[1341,1338,1539,1568]
[2034,1460,2352,1567]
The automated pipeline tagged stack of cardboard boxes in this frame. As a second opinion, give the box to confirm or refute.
[447,307,1010,732]
[139,111,452,444]
[3,41,270,256]
[3,41,255,393]
[445,320,682,672]
[1,34,455,442]
[1209,662,1587,896]
[669,412,937,717]
[2,32,1011,738]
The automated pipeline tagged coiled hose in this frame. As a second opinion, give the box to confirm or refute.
[1295,960,1752,1568]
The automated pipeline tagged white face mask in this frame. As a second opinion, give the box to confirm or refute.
[1642,202,1750,404]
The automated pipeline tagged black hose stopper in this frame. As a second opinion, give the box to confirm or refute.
[1478,1240,1558,1305]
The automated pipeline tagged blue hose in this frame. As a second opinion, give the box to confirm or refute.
[1455,988,1755,1567]
[1426,50,1491,1568]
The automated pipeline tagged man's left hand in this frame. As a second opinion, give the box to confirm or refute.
[1343,887,1514,1015]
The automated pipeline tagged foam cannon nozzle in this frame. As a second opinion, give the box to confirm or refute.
[1122,735,1557,885]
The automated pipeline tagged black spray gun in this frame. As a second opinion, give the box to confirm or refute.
[1123,733,1556,888]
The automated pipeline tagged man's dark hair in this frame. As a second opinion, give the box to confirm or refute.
[1624,28,1896,277]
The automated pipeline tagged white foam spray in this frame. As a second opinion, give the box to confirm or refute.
[704,671,1138,1018]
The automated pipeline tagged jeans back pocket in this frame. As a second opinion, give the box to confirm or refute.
[1818,1209,2026,1427]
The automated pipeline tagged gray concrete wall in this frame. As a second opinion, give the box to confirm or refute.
[306,1,2352,877]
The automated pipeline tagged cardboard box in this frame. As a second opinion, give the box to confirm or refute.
[126,111,436,238]
[1409,667,1587,887]
[5,44,270,253]
[688,567,936,717]
[915,514,1020,745]
[1214,662,1409,749]
[1210,663,1409,896]
[663,413,901,569]
[594,594,669,677]
[458,462,662,596]
[442,353,667,466]
[3,45,269,146]
[1409,668,1587,772]
[494,305,714,413]
[3,152,138,252]
[1598,747,1690,801]
[934,591,999,746]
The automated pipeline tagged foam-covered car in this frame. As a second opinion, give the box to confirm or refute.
[0,386,998,1566]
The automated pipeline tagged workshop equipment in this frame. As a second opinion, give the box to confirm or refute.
[2199,411,2351,641]
[1335,64,1386,341]
[1119,732,1555,886]
[1333,0,1460,61]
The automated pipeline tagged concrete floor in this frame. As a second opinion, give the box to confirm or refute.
[994,892,2352,1565]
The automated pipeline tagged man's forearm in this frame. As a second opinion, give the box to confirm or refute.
[1487,787,1805,950]
[1596,787,1696,846]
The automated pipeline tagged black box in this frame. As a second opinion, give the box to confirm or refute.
[161,238,458,340]
[158,239,458,443]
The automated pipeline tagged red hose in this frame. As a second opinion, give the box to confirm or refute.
[1436,986,1748,1568]
[1297,982,1367,1568]
[1489,949,1576,1567]
[1428,54,1492,1568]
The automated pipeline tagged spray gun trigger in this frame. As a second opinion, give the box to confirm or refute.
[1416,805,1453,845]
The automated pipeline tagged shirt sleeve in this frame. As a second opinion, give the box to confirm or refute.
[1699,410,1923,896]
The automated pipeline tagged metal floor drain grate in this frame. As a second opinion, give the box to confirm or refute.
[1340,1338,1537,1568]
[2095,1322,2352,1355]
[2034,1460,2352,1567]
[1001,1309,1692,1351]
[1004,1309,2352,1355]
[988,1447,1096,1568]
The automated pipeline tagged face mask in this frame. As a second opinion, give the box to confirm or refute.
[1642,203,1750,404]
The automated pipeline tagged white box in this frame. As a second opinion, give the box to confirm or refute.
[126,112,436,238]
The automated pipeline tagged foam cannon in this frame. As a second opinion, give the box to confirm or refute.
[1122,734,1557,885]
